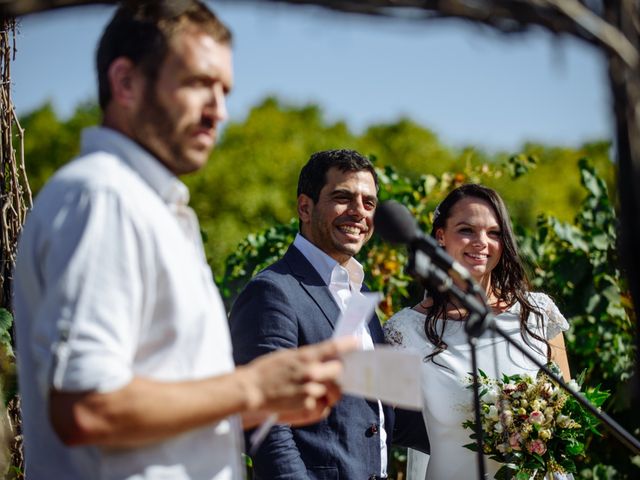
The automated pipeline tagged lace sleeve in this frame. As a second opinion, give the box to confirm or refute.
[383,313,407,348]
[530,292,570,340]
[383,307,426,350]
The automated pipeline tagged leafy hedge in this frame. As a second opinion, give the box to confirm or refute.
[218,158,638,478]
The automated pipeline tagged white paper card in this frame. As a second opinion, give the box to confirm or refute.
[340,346,423,410]
[332,291,382,339]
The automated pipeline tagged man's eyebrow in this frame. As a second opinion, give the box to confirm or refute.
[330,188,354,196]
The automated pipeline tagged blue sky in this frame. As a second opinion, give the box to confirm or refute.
[11,1,612,152]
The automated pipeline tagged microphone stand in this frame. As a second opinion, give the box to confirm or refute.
[409,248,489,478]
[407,247,640,479]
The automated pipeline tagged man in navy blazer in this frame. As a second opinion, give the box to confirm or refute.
[230,150,427,479]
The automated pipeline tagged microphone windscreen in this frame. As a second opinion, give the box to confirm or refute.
[374,200,419,244]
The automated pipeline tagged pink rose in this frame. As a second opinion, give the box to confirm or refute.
[509,433,522,451]
[528,410,544,425]
[526,439,547,455]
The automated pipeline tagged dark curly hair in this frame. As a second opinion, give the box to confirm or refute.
[424,184,550,364]
[297,149,378,202]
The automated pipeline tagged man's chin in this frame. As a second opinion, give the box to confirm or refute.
[338,243,364,258]
[175,150,211,175]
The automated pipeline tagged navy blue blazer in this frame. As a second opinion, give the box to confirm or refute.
[230,245,395,480]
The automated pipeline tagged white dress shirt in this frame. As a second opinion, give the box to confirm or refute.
[293,233,388,477]
[13,126,242,480]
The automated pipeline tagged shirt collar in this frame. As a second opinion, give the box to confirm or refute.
[293,233,364,288]
[80,126,190,206]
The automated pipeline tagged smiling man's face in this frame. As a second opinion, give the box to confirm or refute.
[298,167,377,265]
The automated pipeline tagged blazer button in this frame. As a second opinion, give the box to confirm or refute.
[368,476,378,480]
[370,423,379,434]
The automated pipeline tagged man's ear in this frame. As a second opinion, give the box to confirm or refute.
[107,57,143,108]
[297,194,313,226]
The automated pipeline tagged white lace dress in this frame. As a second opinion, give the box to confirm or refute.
[384,292,569,480]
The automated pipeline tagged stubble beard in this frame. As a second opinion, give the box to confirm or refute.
[133,86,193,175]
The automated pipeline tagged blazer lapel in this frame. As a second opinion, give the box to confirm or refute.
[368,314,385,345]
[283,245,340,330]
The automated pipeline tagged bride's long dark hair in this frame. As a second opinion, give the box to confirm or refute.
[424,184,550,363]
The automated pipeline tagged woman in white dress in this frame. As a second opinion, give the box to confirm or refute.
[384,184,571,480]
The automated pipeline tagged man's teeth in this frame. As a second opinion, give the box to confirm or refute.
[339,225,361,235]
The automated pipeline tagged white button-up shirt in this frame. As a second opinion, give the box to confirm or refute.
[293,234,387,477]
[13,126,242,480]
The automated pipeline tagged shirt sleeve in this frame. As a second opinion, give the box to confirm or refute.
[29,185,145,396]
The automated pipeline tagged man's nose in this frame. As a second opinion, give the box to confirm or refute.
[347,197,367,217]
[203,83,228,123]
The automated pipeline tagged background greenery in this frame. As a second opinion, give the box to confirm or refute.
[18,97,616,277]
[2,97,635,478]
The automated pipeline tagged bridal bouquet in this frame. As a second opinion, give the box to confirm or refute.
[462,364,609,480]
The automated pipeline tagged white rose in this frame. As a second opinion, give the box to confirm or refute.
[567,379,580,392]
[484,386,499,404]
[487,405,500,421]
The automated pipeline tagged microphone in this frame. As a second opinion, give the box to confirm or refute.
[374,200,472,284]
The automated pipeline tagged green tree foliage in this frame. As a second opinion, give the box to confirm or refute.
[0,308,15,405]
[485,142,617,228]
[18,101,100,193]
[17,97,616,277]
[355,117,458,177]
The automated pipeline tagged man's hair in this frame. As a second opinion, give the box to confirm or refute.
[297,149,378,203]
[96,0,232,110]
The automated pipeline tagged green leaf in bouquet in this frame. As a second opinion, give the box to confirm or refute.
[523,455,545,470]
[555,429,577,441]
[515,471,531,480]
[566,439,585,455]
[494,464,518,480]
[532,453,546,466]
[584,386,610,408]
[587,424,603,436]
[462,442,479,452]
[558,456,577,473]
[462,420,475,429]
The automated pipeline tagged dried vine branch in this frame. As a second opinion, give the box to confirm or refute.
[0,16,27,478]
[0,17,29,311]
[255,0,639,68]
